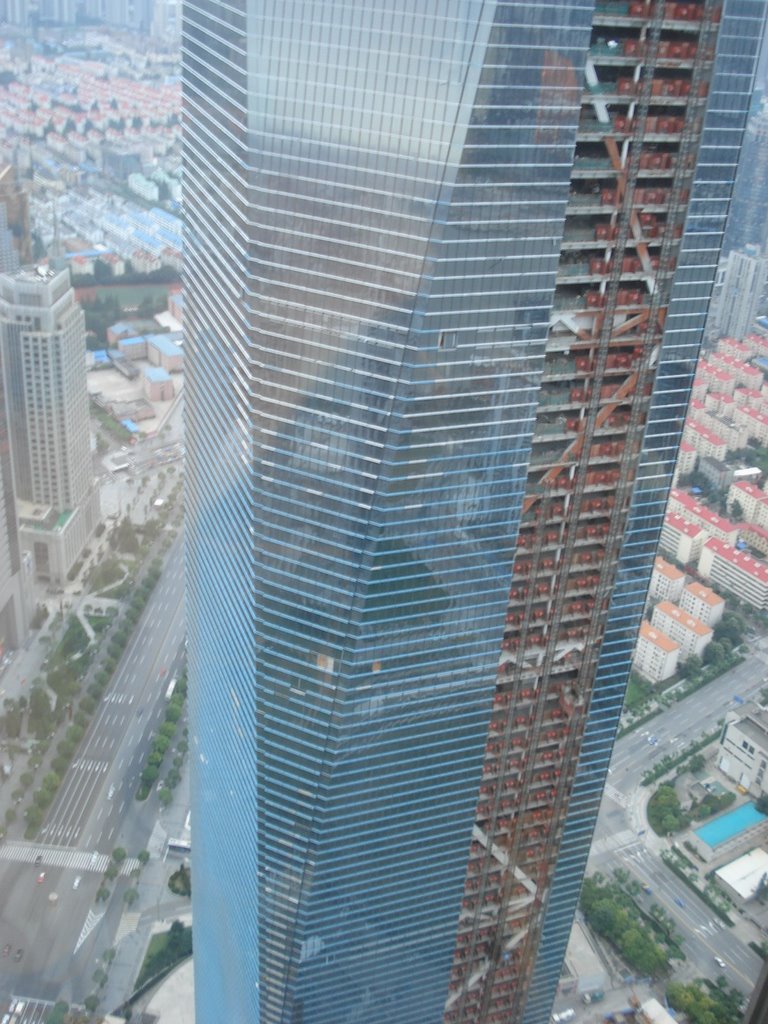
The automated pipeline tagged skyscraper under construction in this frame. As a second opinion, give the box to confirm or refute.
[182,2,766,1023]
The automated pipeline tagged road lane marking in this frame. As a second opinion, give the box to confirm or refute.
[74,908,105,953]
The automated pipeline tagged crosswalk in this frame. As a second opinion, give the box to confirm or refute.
[69,757,110,774]
[3,997,60,1024]
[102,692,134,706]
[603,782,630,808]
[695,918,723,937]
[590,829,638,856]
[0,841,140,875]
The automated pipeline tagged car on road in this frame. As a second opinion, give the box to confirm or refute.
[34,853,42,864]
[108,785,115,800]
[714,955,726,969]
[36,871,46,884]
[73,875,81,890]
[674,896,685,907]
[642,883,652,894]
[1,943,10,957]
[13,948,22,961]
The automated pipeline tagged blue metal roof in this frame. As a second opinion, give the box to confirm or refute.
[66,248,113,259]
[145,366,171,382]
[147,335,182,357]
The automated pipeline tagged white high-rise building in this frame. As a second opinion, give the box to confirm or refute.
[715,244,768,340]
[0,267,100,583]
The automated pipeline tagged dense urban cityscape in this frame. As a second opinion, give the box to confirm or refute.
[0,2,765,1024]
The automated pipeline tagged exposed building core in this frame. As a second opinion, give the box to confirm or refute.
[447,5,751,1022]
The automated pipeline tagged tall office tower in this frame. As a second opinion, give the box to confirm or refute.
[102,0,152,31]
[0,165,31,269]
[714,244,768,340]
[2,0,29,25]
[183,3,764,1023]
[0,208,19,277]
[725,106,768,254]
[0,267,100,584]
[150,0,180,48]
[38,0,77,23]
[0,282,26,654]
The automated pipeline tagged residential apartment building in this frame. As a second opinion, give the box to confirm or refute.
[699,537,768,609]
[666,489,739,544]
[675,441,698,481]
[696,359,737,395]
[734,404,768,445]
[728,480,768,525]
[703,390,736,418]
[651,600,712,660]
[717,336,753,362]
[632,621,680,684]
[697,455,735,492]
[679,580,725,628]
[733,386,763,409]
[648,557,685,604]
[682,419,728,461]
[740,522,768,557]
[710,349,764,391]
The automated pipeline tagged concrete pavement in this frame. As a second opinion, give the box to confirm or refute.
[98,758,192,1015]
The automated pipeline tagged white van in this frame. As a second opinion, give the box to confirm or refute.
[552,1011,575,1024]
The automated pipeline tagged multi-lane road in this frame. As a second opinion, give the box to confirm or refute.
[41,548,186,849]
[608,652,767,789]
[0,536,187,1006]
[590,651,768,994]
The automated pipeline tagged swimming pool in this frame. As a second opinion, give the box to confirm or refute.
[694,802,766,848]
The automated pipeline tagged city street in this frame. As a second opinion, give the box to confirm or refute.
[588,653,768,996]
[0,536,187,1006]
[609,652,768,797]
[41,543,185,849]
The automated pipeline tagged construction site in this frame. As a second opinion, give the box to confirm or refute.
[445,3,724,1022]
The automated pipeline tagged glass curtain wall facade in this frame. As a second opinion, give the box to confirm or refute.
[182,2,762,1024]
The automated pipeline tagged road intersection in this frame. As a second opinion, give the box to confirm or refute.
[589,653,768,994]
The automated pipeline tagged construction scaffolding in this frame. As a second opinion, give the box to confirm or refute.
[445,3,721,1022]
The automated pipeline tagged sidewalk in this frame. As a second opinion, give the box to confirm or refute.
[99,759,191,1015]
